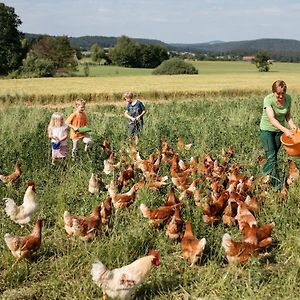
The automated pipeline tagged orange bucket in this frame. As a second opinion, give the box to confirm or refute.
[281,129,300,156]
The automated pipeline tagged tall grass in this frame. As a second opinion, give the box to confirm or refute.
[1,95,300,299]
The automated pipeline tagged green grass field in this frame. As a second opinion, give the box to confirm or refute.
[1,94,300,299]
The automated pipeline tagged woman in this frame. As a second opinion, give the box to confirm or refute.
[260,80,297,191]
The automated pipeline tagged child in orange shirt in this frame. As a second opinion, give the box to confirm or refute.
[65,99,92,158]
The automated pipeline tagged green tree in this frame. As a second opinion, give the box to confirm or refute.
[140,44,169,68]
[26,35,77,76]
[20,53,55,77]
[253,50,271,72]
[109,36,141,67]
[90,43,105,64]
[0,3,25,75]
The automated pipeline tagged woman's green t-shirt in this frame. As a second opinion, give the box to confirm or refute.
[260,93,292,132]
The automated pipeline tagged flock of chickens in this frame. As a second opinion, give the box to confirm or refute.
[2,136,299,299]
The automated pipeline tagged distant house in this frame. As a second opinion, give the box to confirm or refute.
[242,56,254,62]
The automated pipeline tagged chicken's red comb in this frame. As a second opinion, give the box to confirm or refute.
[27,180,35,187]
[149,250,160,259]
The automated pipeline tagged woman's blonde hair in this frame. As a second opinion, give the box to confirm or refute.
[48,112,64,128]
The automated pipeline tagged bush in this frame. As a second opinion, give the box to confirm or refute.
[152,58,198,75]
[20,54,55,77]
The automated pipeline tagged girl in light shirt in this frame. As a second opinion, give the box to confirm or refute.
[48,112,68,165]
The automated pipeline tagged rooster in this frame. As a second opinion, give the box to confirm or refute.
[0,161,22,187]
[4,219,42,266]
[181,221,206,266]
[64,204,101,241]
[91,250,160,300]
[4,181,37,226]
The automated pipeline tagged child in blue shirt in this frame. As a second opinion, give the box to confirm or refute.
[124,91,146,144]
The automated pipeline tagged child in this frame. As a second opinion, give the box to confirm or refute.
[65,98,92,158]
[123,91,146,144]
[48,112,68,165]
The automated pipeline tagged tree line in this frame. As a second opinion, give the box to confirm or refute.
[0,3,169,77]
[0,3,275,77]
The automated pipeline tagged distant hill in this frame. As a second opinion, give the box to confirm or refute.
[169,38,300,53]
[24,34,300,61]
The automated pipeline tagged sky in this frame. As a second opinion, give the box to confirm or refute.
[3,0,300,44]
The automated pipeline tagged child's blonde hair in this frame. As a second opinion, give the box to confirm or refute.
[75,98,86,107]
[123,91,133,100]
[48,112,64,128]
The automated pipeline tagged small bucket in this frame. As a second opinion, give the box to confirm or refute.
[280,130,300,156]
[51,142,60,150]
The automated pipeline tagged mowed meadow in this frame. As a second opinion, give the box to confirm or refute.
[1,61,300,299]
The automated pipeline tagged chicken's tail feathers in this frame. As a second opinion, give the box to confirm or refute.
[139,203,148,217]
[199,237,207,250]
[4,233,16,251]
[63,211,72,225]
[91,261,108,283]
[222,233,231,250]
[4,198,18,219]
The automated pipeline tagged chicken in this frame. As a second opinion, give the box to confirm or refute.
[91,250,160,300]
[235,201,257,231]
[165,186,180,206]
[286,159,300,186]
[202,191,230,225]
[181,221,206,266]
[241,222,275,245]
[177,136,192,151]
[0,161,22,187]
[63,204,102,241]
[222,233,259,264]
[107,180,141,209]
[117,164,135,192]
[88,173,104,194]
[166,207,183,240]
[4,219,42,266]
[103,152,115,175]
[140,203,183,225]
[222,200,238,226]
[100,137,112,155]
[143,172,168,190]
[100,196,113,225]
[4,181,37,226]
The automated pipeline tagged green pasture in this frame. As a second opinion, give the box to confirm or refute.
[76,64,152,77]
[1,95,300,299]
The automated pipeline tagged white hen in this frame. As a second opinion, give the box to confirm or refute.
[4,181,37,226]
[91,250,160,300]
